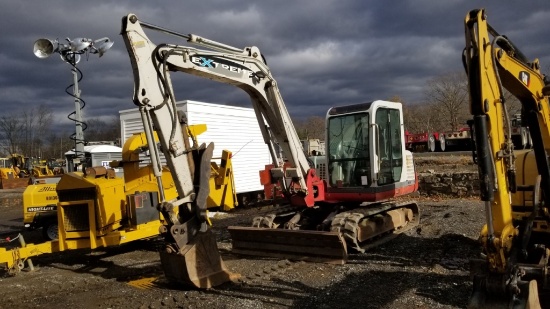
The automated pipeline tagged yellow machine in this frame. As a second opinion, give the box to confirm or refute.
[0,167,24,189]
[0,157,29,189]
[22,183,58,240]
[45,158,65,175]
[0,167,17,179]
[113,128,237,212]
[463,9,550,308]
[2,127,237,282]
[11,154,55,178]
[28,158,55,178]
[20,127,237,240]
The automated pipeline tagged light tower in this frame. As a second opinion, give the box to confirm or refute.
[33,37,113,171]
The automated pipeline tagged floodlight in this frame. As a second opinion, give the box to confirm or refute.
[34,36,113,60]
[69,38,91,52]
[33,38,57,58]
[91,37,114,57]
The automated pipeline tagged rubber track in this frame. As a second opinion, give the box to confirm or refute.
[331,201,420,253]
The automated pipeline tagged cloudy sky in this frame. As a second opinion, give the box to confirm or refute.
[1,1,549,135]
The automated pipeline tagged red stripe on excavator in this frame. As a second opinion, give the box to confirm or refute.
[324,181,418,203]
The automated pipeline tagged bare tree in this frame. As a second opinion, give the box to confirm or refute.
[302,116,325,140]
[0,113,24,155]
[403,103,446,133]
[84,116,121,143]
[18,105,54,157]
[0,105,53,158]
[387,95,403,103]
[40,132,74,160]
[292,116,325,140]
[425,71,470,131]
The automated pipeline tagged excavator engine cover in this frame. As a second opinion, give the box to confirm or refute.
[159,229,233,289]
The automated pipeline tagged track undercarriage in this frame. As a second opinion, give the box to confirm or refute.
[228,201,420,264]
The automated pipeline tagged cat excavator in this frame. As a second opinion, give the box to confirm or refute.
[121,13,419,286]
[463,8,550,308]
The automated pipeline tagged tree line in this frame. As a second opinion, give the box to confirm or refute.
[293,70,522,139]
[402,71,520,134]
[0,71,523,159]
[0,104,120,160]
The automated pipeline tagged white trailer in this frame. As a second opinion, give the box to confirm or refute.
[65,144,123,174]
[119,100,272,200]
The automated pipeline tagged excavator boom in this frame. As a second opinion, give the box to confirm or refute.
[463,8,550,308]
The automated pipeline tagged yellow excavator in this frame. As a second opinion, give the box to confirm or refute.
[463,8,550,308]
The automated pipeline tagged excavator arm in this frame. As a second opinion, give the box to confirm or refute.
[122,14,322,207]
[121,13,331,287]
[121,14,246,289]
[463,8,550,308]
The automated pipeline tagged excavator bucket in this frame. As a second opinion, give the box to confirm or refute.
[159,229,235,289]
[468,278,541,309]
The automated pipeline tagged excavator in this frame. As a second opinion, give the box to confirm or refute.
[121,12,419,286]
[463,8,550,308]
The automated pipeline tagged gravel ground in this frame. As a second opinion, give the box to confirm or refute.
[0,196,486,309]
[0,155,493,309]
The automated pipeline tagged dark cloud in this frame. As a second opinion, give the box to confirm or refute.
[1,0,549,137]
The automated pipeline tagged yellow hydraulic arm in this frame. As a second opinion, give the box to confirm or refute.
[464,8,550,308]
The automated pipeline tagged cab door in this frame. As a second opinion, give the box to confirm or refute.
[373,107,403,186]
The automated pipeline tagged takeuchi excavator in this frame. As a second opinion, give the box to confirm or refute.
[463,9,550,308]
[121,13,419,285]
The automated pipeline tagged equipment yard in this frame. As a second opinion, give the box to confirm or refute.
[0,156,490,309]
[1,3,549,308]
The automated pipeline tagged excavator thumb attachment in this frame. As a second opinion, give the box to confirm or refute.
[158,143,236,288]
[468,277,541,309]
[159,229,235,288]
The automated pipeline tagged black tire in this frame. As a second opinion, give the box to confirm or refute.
[427,134,436,152]
[437,134,446,152]
[42,222,59,241]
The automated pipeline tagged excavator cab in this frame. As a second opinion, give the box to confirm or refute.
[327,108,371,188]
[324,100,416,202]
